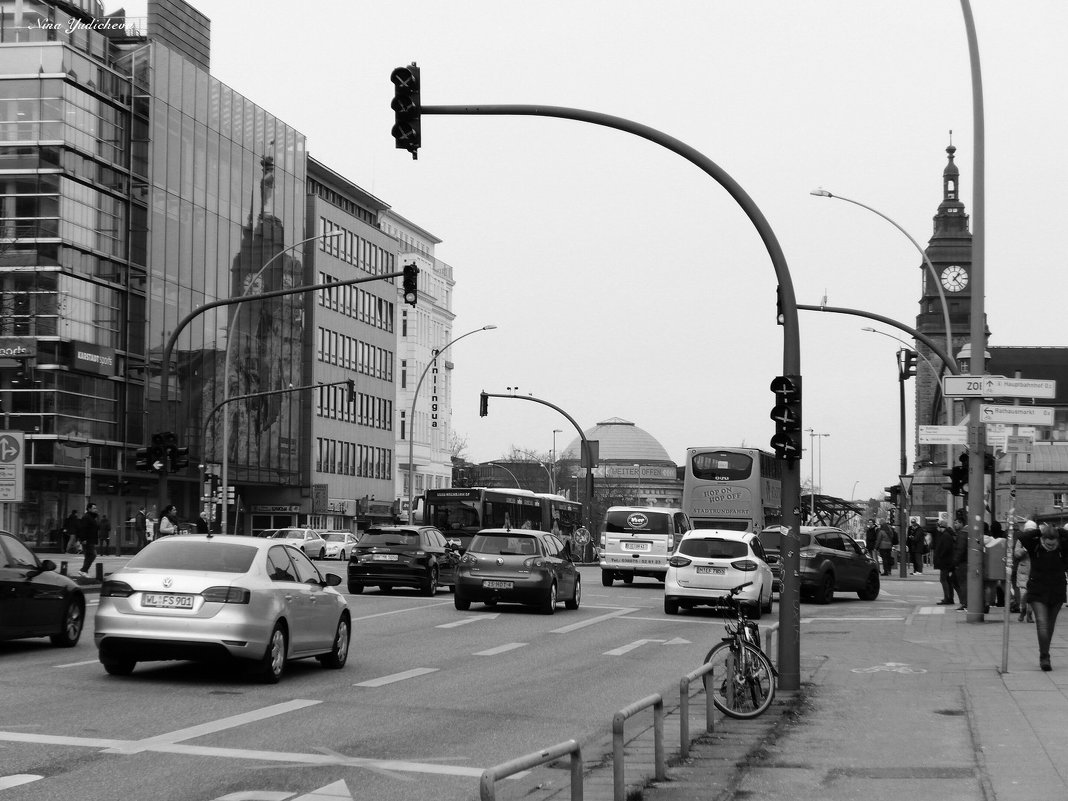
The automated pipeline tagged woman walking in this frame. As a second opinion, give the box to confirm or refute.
[1016,521,1068,671]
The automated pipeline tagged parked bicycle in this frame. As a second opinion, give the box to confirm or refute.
[703,581,777,719]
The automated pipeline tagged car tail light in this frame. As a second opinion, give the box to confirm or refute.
[522,557,545,570]
[460,553,477,565]
[731,559,759,572]
[100,580,134,598]
[201,586,251,604]
[668,555,692,568]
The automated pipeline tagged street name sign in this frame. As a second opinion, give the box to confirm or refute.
[980,404,1055,426]
[942,375,1003,397]
[943,374,1056,399]
[918,425,968,445]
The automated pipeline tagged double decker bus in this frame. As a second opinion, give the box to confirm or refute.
[424,487,582,549]
[682,447,782,532]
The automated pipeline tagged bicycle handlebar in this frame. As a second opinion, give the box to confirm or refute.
[730,581,753,595]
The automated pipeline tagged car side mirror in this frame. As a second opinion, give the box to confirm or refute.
[39,559,57,572]
[323,573,342,587]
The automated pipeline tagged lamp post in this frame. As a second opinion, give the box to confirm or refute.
[817,433,829,499]
[551,429,562,494]
[861,328,938,376]
[487,462,520,488]
[407,325,497,521]
[218,229,342,535]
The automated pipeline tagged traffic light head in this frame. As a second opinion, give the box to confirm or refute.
[402,263,419,307]
[901,350,918,381]
[884,485,900,505]
[479,391,489,417]
[135,447,151,471]
[769,375,802,460]
[171,446,190,471]
[390,63,421,159]
[346,379,355,402]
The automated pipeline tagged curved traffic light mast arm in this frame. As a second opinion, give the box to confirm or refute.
[797,303,960,376]
[480,391,597,531]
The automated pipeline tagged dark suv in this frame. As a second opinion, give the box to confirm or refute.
[758,526,880,604]
[348,526,459,596]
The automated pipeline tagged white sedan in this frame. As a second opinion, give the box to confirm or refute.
[320,531,360,560]
[94,535,350,682]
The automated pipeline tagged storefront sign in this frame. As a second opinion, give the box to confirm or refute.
[0,337,35,360]
[72,340,115,376]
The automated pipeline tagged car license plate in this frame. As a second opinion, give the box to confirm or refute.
[696,567,726,575]
[622,542,650,551]
[142,593,194,609]
[372,554,398,561]
[483,580,514,590]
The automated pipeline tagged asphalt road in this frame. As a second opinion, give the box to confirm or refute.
[1,565,739,801]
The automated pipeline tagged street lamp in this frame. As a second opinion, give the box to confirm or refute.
[551,429,562,494]
[861,328,938,376]
[487,462,520,488]
[219,229,343,535]
[407,325,497,521]
[805,430,828,521]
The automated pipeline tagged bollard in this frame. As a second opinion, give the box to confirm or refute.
[95,562,104,582]
[60,560,68,576]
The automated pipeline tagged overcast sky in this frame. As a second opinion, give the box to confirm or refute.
[121,1,1067,502]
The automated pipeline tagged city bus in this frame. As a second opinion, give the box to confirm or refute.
[424,487,583,550]
[681,447,783,532]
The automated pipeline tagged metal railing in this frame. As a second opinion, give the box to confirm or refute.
[678,661,716,758]
[479,739,583,801]
[613,693,665,801]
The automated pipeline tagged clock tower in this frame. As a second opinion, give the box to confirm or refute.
[913,143,976,518]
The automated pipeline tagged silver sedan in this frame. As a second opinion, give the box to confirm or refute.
[94,535,350,682]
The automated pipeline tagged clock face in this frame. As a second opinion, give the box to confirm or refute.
[241,273,263,296]
[940,265,968,292]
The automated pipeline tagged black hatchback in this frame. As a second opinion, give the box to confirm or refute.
[0,531,86,646]
[348,526,460,596]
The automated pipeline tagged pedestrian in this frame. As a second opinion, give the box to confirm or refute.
[952,517,969,609]
[906,519,925,575]
[933,518,956,605]
[983,524,1006,614]
[158,504,180,537]
[1016,521,1068,671]
[99,514,113,556]
[195,511,210,534]
[874,519,894,576]
[1013,529,1033,623]
[78,502,100,579]
[864,519,878,560]
[134,504,148,550]
[63,509,81,554]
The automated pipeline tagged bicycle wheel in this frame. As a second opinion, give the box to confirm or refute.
[703,640,776,719]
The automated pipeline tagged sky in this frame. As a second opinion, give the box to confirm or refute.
[119,0,1068,502]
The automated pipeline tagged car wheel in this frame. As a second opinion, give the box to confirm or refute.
[422,566,439,597]
[379,585,392,594]
[541,583,558,615]
[858,571,881,601]
[601,571,613,587]
[318,615,350,669]
[565,576,582,610]
[318,548,326,560]
[762,591,773,614]
[484,597,498,608]
[454,593,471,611]
[50,598,85,647]
[348,582,364,594]
[815,573,835,605]
[338,550,346,561]
[259,623,287,684]
[664,597,680,615]
[622,574,634,585]
[102,658,136,676]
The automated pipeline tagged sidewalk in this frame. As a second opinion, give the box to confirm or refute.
[39,551,134,586]
[517,573,1068,801]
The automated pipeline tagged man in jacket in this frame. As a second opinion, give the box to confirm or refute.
[952,518,969,609]
[906,520,926,575]
[933,519,956,604]
[79,502,100,579]
[874,519,894,576]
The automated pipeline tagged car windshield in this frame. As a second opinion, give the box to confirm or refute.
[468,533,539,556]
[125,540,257,573]
[604,511,670,534]
[324,533,349,542]
[678,538,748,559]
[758,529,812,550]
[360,530,417,546]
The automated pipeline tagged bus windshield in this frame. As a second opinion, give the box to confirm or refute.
[682,446,782,532]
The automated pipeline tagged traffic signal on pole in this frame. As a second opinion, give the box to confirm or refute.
[402,263,419,307]
[346,379,355,402]
[135,447,151,471]
[901,350,918,380]
[942,453,969,496]
[884,485,900,505]
[171,446,189,471]
[479,391,489,417]
[769,375,802,460]
[390,63,421,159]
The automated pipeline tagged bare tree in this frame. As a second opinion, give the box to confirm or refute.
[448,431,469,461]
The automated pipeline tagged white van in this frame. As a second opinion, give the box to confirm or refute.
[599,506,691,586]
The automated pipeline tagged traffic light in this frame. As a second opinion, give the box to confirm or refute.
[942,453,969,496]
[884,485,900,505]
[135,447,151,471]
[402,263,419,307]
[769,375,802,460]
[900,350,918,380]
[479,390,489,417]
[346,379,355,402]
[171,446,189,471]
[390,63,421,158]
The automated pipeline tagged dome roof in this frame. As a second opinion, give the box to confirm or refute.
[562,417,674,464]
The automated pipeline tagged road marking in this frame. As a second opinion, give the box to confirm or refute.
[604,638,665,656]
[916,606,950,615]
[801,617,905,623]
[473,643,526,656]
[551,608,638,633]
[354,668,439,687]
[53,659,100,669]
[349,602,453,622]
[0,775,42,790]
[216,779,352,800]
[103,699,322,755]
[436,614,500,628]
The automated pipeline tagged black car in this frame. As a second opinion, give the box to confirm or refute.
[348,526,459,596]
[758,525,880,604]
[0,531,86,646]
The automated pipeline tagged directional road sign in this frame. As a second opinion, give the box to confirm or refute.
[982,376,1056,399]
[942,375,1002,397]
[980,404,1055,426]
[918,425,968,445]
[0,431,25,502]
